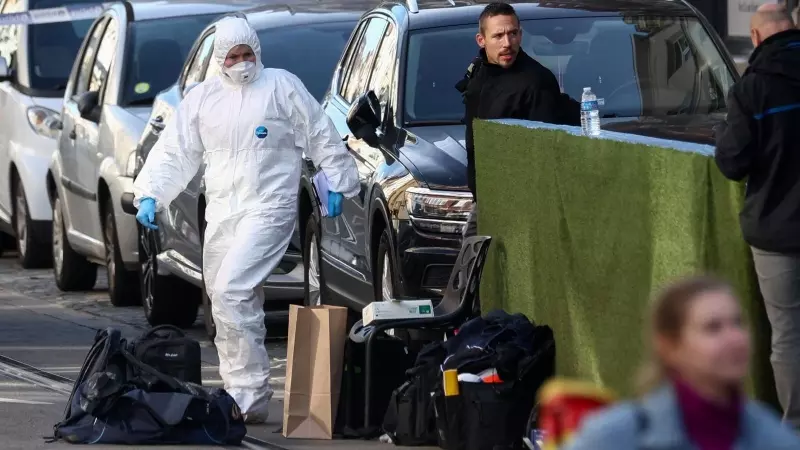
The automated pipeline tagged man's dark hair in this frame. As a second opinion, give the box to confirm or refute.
[478,2,519,34]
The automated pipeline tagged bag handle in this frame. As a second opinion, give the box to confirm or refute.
[139,325,186,340]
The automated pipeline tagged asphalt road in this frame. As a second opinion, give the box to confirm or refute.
[0,251,291,449]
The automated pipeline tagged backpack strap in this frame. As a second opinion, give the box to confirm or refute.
[455,54,484,95]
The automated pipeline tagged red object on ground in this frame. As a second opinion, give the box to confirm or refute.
[536,378,617,449]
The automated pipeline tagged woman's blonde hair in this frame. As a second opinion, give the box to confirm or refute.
[635,275,735,395]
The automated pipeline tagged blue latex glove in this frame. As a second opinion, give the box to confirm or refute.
[136,197,158,230]
[327,191,343,218]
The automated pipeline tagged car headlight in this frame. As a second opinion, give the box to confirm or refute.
[405,187,473,234]
[26,106,61,139]
[125,150,143,177]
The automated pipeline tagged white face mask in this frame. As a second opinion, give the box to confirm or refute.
[223,61,258,85]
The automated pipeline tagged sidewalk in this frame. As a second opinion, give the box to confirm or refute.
[245,402,440,449]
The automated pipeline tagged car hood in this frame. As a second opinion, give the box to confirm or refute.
[401,114,724,191]
[403,125,468,192]
[602,113,726,146]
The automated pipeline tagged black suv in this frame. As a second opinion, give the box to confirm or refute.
[299,0,739,312]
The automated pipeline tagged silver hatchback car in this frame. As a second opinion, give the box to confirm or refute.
[46,1,258,310]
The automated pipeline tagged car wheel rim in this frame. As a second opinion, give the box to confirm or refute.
[16,188,27,257]
[141,232,155,312]
[52,200,63,276]
[307,236,321,306]
[382,254,393,301]
[382,253,395,336]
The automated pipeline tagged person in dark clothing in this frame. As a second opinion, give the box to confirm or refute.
[714,3,800,428]
[456,2,580,238]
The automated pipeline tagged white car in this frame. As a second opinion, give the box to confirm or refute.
[0,0,105,268]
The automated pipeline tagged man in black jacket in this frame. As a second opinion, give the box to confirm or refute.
[457,2,580,238]
[715,3,800,427]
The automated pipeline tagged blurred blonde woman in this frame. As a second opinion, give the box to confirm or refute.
[564,275,800,450]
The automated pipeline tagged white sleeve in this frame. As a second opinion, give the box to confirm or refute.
[132,87,205,210]
[284,71,360,199]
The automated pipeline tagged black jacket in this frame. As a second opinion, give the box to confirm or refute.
[458,49,580,201]
[715,29,800,253]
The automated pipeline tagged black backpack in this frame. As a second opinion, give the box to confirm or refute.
[130,325,202,385]
[382,340,448,446]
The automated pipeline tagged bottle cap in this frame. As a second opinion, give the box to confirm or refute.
[583,87,590,91]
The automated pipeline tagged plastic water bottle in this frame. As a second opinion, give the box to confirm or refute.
[580,87,601,136]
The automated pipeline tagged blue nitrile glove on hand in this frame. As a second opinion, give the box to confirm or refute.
[136,197,158,230]
[327,191,343,218]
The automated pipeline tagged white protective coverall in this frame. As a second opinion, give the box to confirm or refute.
[132,17,360,419]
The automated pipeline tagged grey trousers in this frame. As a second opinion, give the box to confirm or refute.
[463,203,478,239]
[752,247,800,428]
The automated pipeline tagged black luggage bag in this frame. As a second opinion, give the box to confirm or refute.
[334,322,416,439]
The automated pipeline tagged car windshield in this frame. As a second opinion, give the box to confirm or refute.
[256,21,356,101]
[122,14,220,106]
[27,0,104,91]
[404,16,736,124]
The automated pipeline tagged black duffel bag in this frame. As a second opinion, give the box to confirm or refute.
[439,325,556,450]
[131,325,202,385]
[50,339,245,446]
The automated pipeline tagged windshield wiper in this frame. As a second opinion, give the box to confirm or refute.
[50,83,67,90]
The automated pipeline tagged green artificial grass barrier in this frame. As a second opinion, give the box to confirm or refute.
[474,119,777,405]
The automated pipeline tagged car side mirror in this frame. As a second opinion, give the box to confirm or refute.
[0,56,10,82]
[77,91,101,122]
[346,91,381,147]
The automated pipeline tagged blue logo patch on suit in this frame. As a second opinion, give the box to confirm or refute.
[255,126,268,139]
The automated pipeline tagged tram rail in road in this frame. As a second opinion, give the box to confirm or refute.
[0,353,285,450]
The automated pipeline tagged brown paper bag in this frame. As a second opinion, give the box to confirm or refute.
[282,304,348,439]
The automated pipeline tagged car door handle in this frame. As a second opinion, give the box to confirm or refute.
[68,129,76,140]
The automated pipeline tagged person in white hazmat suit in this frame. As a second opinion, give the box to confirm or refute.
[131,17,360,422]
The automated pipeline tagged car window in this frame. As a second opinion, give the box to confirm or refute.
[26,0,105,92]
[257,21,355,101]
[183,32,214,91]
[89,18,118,96]
[335,21,365,97]
[74,18,107,97]
[340,17,387,104]
[122,14,220,106]
[366,22,397,112]
[404,16,736,123]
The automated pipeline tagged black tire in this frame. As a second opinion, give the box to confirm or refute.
[103,200,139,307]
[374,228,411,341]
[139,225,198,328]
[303,213,325,307]
[201,282,215,341]
[13,176,50,268]
[200,218,216,342]
[52,196,97,291]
